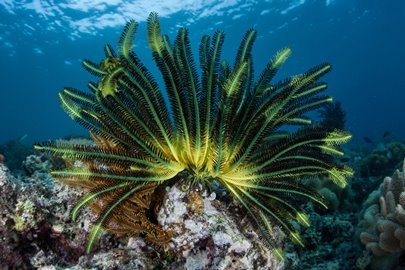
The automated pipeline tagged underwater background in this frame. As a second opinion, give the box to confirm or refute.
[0,0,404,144]
[1,1,405,270]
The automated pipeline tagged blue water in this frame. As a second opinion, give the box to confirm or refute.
[0,0,404,145]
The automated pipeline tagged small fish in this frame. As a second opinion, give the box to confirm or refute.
[387,150,392,160]
[363,136,373,144]
[340,157,350,163]
[17,134,28,142]
[383,131,391,138]
[375,143,387,152]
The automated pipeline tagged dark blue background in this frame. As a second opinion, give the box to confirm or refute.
[0,0,404,145]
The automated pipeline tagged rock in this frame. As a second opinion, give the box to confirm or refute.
[158,182,285,270]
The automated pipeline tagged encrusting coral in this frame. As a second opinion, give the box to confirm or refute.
[35,12,352,257]
[358,159,405,269]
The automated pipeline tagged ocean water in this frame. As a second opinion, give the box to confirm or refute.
[1,1,405,269]
[0,0,404,145]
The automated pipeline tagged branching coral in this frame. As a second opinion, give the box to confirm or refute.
[359,159,405,269]
[35,13,352,256]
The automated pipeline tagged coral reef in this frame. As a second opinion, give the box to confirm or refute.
[0,154,283,269]
[304,176,355,212]
[358,159,405,269]
[36,12,352,255]
[0,157,88,268]
[360,142,405,178]
[22,153,53,175]
[0,137,33,172]
[284,204,359,270]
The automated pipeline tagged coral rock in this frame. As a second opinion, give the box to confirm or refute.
[0,155,286,269]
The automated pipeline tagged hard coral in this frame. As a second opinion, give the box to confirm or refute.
[358,159,405,269]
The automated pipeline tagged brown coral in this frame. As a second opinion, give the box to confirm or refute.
[358,159,405,268]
